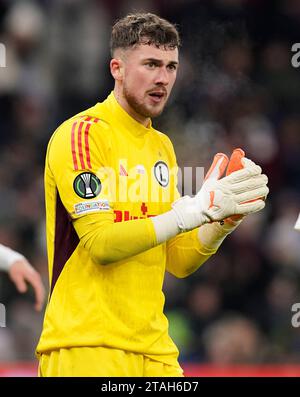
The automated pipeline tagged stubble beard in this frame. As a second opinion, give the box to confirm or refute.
[123,84,165,119]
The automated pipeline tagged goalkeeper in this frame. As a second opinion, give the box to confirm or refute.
[36,12,268,376]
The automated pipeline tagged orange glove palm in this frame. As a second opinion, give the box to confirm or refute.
[225,148,245,225]
[205,148,264,225]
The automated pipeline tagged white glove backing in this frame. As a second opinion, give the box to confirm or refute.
[172,155,268,232]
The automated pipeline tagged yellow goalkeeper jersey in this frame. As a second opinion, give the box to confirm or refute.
[36,92,181,365]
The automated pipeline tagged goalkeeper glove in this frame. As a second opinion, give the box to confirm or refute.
[171,151,268,232]
[224,148,267,226]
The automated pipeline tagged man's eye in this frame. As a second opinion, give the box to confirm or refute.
[146,62,156,68]
[168,64,177,71]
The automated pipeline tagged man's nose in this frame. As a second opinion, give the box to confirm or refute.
[154,67,169,85]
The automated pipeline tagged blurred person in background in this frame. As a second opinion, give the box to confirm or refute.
[202,314,267,364]
[36,12,268,377]
[0,243,45,311]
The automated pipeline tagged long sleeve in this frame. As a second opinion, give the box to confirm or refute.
[0,244,24,272]
[165,228,217,278]
[73,212,157,265]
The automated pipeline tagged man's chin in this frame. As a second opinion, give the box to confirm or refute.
[146,105,165,118]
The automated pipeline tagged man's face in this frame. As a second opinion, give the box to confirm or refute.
[119,44,179,119]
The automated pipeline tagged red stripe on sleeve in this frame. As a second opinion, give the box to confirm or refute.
[77,121,86,169]
[71,121,78,170]
[84,117,92,169]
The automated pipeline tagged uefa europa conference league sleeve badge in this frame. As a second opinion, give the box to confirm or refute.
[73,172,102,199]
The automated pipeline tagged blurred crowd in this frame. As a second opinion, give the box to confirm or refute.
[1,0,300,366]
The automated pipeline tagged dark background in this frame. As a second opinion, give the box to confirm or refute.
[1,0,300,368]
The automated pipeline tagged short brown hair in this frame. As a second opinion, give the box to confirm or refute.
[110,13,180,56]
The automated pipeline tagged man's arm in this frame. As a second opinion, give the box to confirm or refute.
[165,219,240,278]
[0,244,45,311]
[74,213,157,265]
[166,149,261,278]
[74,153,268,266]
[53,117,267,267]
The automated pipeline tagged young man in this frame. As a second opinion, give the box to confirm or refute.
[0,244,45,311]
[36,13,268,376]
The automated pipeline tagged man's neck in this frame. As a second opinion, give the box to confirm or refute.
[113,89,150,128]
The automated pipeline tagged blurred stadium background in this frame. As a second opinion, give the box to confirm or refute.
[1,0,300,376]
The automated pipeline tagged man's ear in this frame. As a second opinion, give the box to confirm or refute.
[110,58,124,81]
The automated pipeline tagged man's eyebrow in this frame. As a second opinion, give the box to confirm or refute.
[143,58,179,65]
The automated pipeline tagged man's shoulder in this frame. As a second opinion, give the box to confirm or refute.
[70,103,111,125]
[50,104,112,145]
[46,104,114,169]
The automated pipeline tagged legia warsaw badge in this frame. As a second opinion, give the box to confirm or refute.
[153,161,169,187]
[73,172,101,199]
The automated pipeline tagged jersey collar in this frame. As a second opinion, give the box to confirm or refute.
[105,91,152,136]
